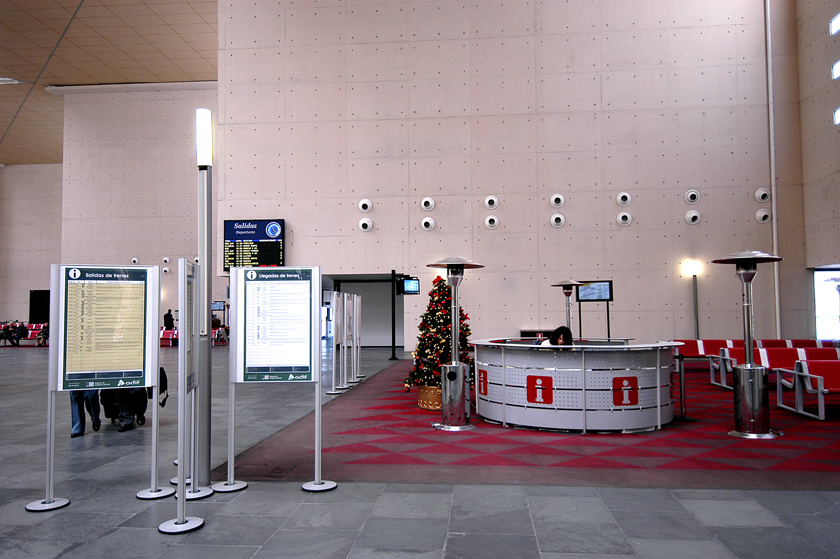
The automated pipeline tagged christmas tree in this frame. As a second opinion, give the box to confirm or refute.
[404,276,473,390]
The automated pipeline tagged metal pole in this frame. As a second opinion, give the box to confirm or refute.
[692,274,700,339]
[390,270,398,360]
[196,165,212,487]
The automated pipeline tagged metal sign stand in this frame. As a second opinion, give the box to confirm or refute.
[137,381,175,499]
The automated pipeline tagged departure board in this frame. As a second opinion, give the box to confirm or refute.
[59,267,152,390]
[223,219,285,271]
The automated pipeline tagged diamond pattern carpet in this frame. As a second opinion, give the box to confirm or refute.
[218,360,840,489]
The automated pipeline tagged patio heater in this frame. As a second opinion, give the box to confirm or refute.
[427,257,484,431]
[551,279,584,333]
[711,250,782,439]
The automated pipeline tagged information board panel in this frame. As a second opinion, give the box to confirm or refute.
[58,266,159,391]
[231,267,320,383]
[223,219,285,272]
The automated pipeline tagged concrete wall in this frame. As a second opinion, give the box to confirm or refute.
[0,164,62,322]
[217,0,807,344]
[799,0,840,270]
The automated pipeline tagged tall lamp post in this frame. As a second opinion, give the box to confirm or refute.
[427,257,484,431]
[195,108,213,485]
[681,260,703,339]
[711,250,782,439]
[550,279,583,333]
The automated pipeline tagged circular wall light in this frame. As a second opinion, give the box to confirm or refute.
[617,212,632,226]
[550,193,565,208]
[131,257,139,264]
[484,215,499,229]
[685,189,700,204]
[754,188,771,203]
[755,208,771,223]
[484,195,499,210]
[162,257,170,264]
[617,191,632,206]
[550,213,566,227]
[421,196,435,211]
[685,209,701,224]
[358,198,372,212]
[421,216,436,230]
[162,266,170,274]
[359,218,373,231]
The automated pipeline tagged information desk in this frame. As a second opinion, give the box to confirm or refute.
[471,339,679,433]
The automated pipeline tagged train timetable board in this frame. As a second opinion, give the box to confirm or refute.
[223,219,285,272]
[57,265,159,391]
[230,266,320,383]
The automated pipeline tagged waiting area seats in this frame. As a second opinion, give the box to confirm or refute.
[777,360,840,420]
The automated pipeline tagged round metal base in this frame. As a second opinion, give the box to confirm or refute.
[170,476,191,485]
[302,480,337,492]
[728,429,778,440]
[675,416,697,423]
[211,480,248,493]
[159,517,204,534]
[325,390,345,395]
[175,486,214,500]
[432,422,477,432]
[26,498,69,512]
[137,487,176,500]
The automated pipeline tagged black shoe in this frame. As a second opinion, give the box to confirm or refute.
[136,414,145,426]
[92,419,100,432]
[70,432,84,438]
[117,422,134,432]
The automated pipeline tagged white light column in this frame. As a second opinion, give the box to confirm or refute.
[681,260,703,339]
[195,108,213,486]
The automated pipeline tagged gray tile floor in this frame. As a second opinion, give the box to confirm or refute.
[1,345,839,559]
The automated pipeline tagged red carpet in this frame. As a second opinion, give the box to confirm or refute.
[218,360,840,489]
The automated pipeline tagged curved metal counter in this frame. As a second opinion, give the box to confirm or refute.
[471,339,679,433]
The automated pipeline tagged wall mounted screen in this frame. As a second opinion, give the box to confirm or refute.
[223,219,285,272]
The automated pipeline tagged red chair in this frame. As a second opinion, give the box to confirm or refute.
[802,347,840,360]
[710,347,761,390]
[789,339,818,348]
[777,360,840,420]
[756,348,802,372]
[757,339,788,348]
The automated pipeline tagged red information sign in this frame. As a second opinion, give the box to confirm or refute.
[612,376,639,406]
[526,375,553,404]
[478,369,488,396]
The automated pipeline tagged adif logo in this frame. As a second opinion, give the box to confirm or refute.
[117,379,142,387]
[117,380,125,387]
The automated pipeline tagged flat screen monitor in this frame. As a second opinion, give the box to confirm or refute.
[223,219,284,272]
[211,300,226,311]
[576,280,613,302]
[402,277,420,295]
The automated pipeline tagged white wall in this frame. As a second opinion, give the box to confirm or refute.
[0,164,62,322]
[218,0,806,343]
[339,281,405,346]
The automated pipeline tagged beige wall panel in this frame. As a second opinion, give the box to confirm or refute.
[469,1,534,38]
[473,111,540,154]
[347,157,409,196]
[737,105,772,147]
[472,37,534,77]
[408,195,471,234]
[537,0,601,34]
[286,159,347,198]
[223,7,283,48]
[471,193,538,234]
[409,118,470,157]
[738,64,772,105]
[602,70,669,110]
[736,146,772,189]
[347,43,406,82]
[672,66,742,108]
[602,30,669,70]
[285,7,347,46]
[669,147,745,188]
[667,26,739,67]
[407,2,470,41]
[408,157,471,194]
[285,121,347,159]
[409,78,471,117]
[473,233,539,272]
[347,3,408,44]
[536,33,601,74]
[536,151,602,190]
[285,45,348,84]
[347,119,410,158]
[225,85,284,123]
[286,83,346,121]
[536,113,599,153]
[467,272,539,314]
[803,175,838,225]
[407,233,472,271]
[348,81,408,119]
[354,236,409,272]
[537,73,600,113]
[471,153,536,194]
[806,220,840,267]
[601,148,669,191]
[223,49,284,85]
[669,108,738,149]
[602,110,670,151]
[283,198,343,237]
[405,41,468,80]
[225,157,287,200]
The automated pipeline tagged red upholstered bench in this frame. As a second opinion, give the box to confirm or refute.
[776,360,840,420]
